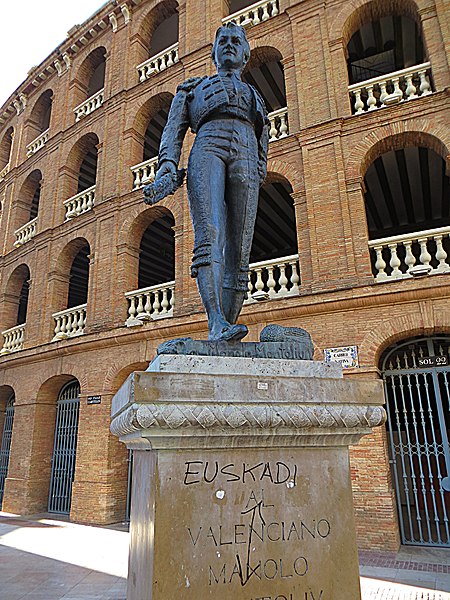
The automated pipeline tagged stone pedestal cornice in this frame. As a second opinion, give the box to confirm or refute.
[111,369,386,450]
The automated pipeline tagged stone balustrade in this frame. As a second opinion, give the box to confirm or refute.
[245,254,300,303]
[0,323,25,355]
[0,162,10,181]
[131,157,158,189]
[137,43,179,82]
[223,0,279,27]
[26,128,49,157]
[369,226,450,282]
[74,88,104,122]
[125,281,175,326]
[64,185,95,219]
[268,107,289,141]
[14,217,37,247]
[52,304,87,340]
[348,63,432,114]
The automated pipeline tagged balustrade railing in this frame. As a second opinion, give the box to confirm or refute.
[0,162,10,181]
[245,254,300,303]
[26,128,49,157]
[223,0,279,27]
[0,324,25,355]
[268,107,289,141]
[14,217,37,247]
[125,281,175,326]
[369,226,450,282]
[348,63,432,114]
[131,157,158,189]
[137,43,179,82]
[74,88,104,122]
[52,304,87,340]
[64,185,95,219]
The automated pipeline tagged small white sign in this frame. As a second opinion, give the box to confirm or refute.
[257,381,269,390]
[324,346,359,369]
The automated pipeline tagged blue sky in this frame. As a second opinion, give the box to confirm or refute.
[1,0,106,106]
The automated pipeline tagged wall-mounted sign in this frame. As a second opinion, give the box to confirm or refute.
[417,356,448,368]
[324,346,359,369]
[87,395,101,405]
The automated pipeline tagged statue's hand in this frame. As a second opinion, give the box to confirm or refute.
[155,161,177,181]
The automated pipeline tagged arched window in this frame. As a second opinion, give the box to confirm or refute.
[136,2,179,82]
[26,90,52,155]
[243,47,289,140]
[74,47,106,121]
[0,127,13,176]
[364,142,450,279]
[227,0,279,26]
[68,245,90,309]
[247,177,300,302]
[52,239,90,340]
[64,134,99,219]
[1,264,30,354]
[78,146,98,194]
[125,211,175,324]
[345,1,432,113]
[14,170,42,247]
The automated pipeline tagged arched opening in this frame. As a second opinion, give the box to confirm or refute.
[126,211,175,324]
[1,264,30,354]
[78,146,98,193]
[380,335,450,547]
[64,134,99,218]
[73,47,106,121]
[131,93,173,188]
[243,47,289,140]
[68,244,90,309]
[149,11,179,57]
[0,127,13,174]
[52,239,90,340]
[364,140,450,279]
[14,170,42,243]
[139,213,175,288]
[48,379,81,515]
[247,176,299,301]
[26,90,52,151]
[345,1,431,112]
[136,2,179,82]
[0,388,15,510]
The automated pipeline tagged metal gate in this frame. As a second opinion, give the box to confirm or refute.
[382,336,450,547]
[48,381,80,514]
[0,394,15,509]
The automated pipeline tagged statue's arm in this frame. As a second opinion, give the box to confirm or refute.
[157,89,191,175]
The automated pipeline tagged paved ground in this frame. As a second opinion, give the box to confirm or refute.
[0,512,449,599]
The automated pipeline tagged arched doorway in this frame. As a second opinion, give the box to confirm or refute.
[0,392,15,509]
[381,335,450,546]
[48,380,80,514]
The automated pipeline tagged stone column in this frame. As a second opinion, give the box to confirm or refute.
[111,356,385,600]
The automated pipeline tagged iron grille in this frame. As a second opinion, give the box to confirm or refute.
[48,380,80,515]
[0,394,15,509]
[382,336,450,547]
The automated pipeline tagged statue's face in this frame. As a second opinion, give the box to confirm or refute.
[214,29,246,70]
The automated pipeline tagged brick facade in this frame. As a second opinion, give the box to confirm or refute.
[0,0,448,551]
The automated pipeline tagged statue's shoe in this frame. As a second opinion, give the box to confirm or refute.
[218,323,248,342]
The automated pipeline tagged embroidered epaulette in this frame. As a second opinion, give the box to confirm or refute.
[177,76,207,93]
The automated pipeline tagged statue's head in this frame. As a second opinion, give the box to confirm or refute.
[211,22,250,71]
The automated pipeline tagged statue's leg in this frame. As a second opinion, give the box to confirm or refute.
[187,140,247,341]
[223,123,260,325]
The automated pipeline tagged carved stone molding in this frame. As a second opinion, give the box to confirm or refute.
[111,401,386,437]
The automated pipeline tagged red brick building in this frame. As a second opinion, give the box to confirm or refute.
[0,0,448,551]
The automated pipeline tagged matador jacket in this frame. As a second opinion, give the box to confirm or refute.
[158,73,269,171]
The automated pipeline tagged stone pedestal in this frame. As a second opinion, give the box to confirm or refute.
[111,356,386,600]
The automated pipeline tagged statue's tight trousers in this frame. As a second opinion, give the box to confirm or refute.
[187,118,260,294]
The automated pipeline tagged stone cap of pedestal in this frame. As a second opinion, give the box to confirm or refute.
[147,355,343,378]
[110,362,386,450]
